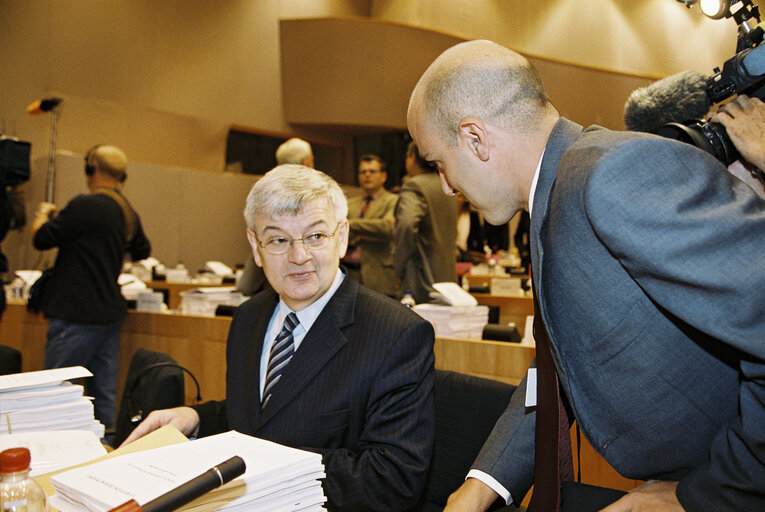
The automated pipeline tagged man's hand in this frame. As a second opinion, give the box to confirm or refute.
[120,406,200,447]
[709,95,765,171]
[443,478,501,512]
[600,480,684,512]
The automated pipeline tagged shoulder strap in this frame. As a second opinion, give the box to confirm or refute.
[94,188,137,243]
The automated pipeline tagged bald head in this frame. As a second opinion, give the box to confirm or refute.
[408,40,555,145]
[86,145,128,183]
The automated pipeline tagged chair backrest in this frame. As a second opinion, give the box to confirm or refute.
[113,348,197,446]
[0,345,22,375]
[414,370,517,512]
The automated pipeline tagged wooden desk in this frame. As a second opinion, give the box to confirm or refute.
[2,304,639,495]
[471,293,534,336]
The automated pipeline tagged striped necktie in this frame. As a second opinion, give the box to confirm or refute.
[262,312,299,406]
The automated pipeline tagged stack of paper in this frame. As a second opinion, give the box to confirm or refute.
[413,304,490,338]
[0,430,107,476]
[50,430,326,512]
[0,367,104,438]
[179,287,246,316]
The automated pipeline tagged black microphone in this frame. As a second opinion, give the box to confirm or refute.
[108,455,246,512]
[25,97,63,114]
[623,71,711,133]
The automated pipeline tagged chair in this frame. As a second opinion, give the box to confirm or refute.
[0,345,22,375]
[414,370,518,512]
[112,348,201,446]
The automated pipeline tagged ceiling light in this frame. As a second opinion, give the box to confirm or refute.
[699,0,732,18]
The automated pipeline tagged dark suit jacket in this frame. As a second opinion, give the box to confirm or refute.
[193,274,436,511]
[473,118,765,511]
[394,172,459,303]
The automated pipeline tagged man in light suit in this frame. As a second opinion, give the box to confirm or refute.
[344,154,398,297]
[124,165,436,511]
[395,141,459,303]
[407,40,765,511]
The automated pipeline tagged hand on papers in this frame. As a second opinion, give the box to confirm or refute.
[600,481,683,512]
[120,406,200,446]
[443,478,500,512]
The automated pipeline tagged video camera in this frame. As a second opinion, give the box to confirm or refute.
[656,0,764,166]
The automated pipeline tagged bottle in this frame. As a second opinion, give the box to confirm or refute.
[0,447,48,512]
[400,291,416,308]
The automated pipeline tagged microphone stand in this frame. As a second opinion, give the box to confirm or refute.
[44,105,60,203]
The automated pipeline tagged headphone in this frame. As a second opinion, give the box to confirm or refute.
[84,144,127,182]
[84,144,101,177]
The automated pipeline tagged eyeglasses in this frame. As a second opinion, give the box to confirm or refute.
[255,222,342,255]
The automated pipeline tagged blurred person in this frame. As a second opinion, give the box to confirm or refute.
[344,154,398,297]
[395,141,458,303]
[124,165,435,511]
[31,144,151,429]
[408,40,765,512]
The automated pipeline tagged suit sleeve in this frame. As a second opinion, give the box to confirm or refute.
[585,140,765,511]
[470,364,536,506]
[349,195,396,240]
[320,317,436,511]
[393,181,427,277]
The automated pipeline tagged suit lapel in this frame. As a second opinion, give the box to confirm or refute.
[530,118,584,298]
[243,291,279,430]
[255,275,358,429]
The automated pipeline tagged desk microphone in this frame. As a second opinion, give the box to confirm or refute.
[108,455,246,512]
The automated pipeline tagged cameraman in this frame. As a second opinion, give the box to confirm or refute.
[710,94,765,194]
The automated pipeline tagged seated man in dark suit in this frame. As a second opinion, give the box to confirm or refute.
[124,164,436,511]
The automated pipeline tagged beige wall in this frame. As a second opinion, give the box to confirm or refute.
[0,0,746,274]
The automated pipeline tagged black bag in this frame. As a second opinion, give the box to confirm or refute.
[26,269,53,314]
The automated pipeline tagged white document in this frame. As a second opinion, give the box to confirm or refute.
[0,430,107,476]
[0,381,85,413]
[431,282,478,306]
[0,367,91,392]
[52,430,326,512]
[205,261,233,276]
[525,368,537,407]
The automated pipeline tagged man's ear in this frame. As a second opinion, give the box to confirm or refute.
[458,117,490,162]
[246,229,264,268]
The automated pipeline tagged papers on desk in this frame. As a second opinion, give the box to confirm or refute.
[0,431,107,476]
[412,304,489,338]
[179,287,245,316]
[0,367,104,438]
[50,430,326,512]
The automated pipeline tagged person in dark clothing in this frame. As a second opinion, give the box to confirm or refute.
[31,144,151,429]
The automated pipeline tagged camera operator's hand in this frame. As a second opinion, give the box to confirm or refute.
[710,95,765,171]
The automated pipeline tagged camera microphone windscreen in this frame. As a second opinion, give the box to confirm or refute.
[623,71,711,133]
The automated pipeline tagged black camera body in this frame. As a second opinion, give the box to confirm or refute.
[656,27,764,167]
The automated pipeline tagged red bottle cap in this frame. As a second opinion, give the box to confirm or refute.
[0,447,31,473]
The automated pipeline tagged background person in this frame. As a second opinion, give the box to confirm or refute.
[31,144,151,430]
[124,164,435,512]
[344,154,398,297]
[395,141,458,303]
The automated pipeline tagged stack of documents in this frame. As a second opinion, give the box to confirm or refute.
[179,287,246,316]
[412,304,490,338]
[0,430,107,476]
[51,430,326,512]
[0,367,104,438]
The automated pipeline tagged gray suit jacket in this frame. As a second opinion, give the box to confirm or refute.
[193,274,435,511]
[347,190,398,296]
[473,118,765,511]
[394,172,459,303]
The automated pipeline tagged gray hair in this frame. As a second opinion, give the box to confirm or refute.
[410,40,553,145]
[275,138,313,165]
[244,164,348,230]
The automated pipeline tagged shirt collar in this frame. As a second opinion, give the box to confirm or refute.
[528,149,545,219]
[276,267,345,334]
